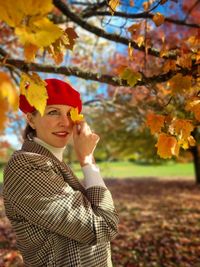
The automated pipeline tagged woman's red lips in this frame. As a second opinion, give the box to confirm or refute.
[53,132,69,137]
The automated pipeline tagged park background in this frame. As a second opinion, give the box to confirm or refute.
[0,0,200,266]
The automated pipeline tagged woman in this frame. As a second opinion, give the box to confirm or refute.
[3,78,119,267]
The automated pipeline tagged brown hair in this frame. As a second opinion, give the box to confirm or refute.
[23,111,37,140]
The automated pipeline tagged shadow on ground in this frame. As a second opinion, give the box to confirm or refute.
[1,178,200,267]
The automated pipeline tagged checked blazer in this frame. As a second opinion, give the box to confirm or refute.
[3,140,119,267]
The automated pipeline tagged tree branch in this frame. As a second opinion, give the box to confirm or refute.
[52,0,177,59]
[81,10,200,29]
[3,56,198,88]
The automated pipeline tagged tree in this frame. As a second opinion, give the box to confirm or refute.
[0,0,199,181]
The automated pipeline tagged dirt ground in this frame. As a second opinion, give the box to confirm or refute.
[1,178,200,267]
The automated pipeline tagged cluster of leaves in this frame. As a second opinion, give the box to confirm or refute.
[1,178,200,266]
[0,0,199,161]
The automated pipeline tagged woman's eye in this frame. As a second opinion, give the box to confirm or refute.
[48,110,59,115]
[67,111,71,117]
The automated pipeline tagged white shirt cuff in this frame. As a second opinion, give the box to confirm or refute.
[81,164,107,189]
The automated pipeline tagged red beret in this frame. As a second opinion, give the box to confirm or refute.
[19,78,82,114]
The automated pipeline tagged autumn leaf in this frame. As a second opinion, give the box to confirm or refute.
[185,98,200,121]
[168,73,192,94]
[108,0,120,15]
[0,96,9,132]
[118,67,142,87]
[156,133,179,159]
[153,13,165,27]
[70,107,84,123]
[163,60,177,73]
[146,113,165,134]
[15,17,62,47]
[0,0,53,27]
[169,119,194,149]
[24,43,39,62]
[47,27,78,64]
[20,72,48,116]
[0,72,18,111]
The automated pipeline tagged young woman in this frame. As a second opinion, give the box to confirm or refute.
[3,78,119,267]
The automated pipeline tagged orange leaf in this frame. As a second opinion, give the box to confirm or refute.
[156,133,179,159]
[0,97,9,132]
[24,43,39,62]
[170,119,194,140]
[146,113,165,134]
[168,73,192,94]
[153,12,165,27]
[64,27,78,50]
[185,98,200,121]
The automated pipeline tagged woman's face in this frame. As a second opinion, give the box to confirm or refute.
[27,105,74,148]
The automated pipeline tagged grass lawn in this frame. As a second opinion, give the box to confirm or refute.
[71,161,195,179]
[0,161,195,183]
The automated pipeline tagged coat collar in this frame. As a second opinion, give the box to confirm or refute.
[21,139,85,193]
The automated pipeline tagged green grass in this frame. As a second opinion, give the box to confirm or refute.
[70,161,195,180]
[0,161,195,184]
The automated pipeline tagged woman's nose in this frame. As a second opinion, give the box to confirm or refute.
[59,114,72,127]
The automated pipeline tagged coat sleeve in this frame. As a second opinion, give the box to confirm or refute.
[3,154,119,245]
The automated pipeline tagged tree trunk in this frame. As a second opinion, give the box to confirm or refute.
[190,145,200,184]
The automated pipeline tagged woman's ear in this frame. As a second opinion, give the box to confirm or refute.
[26,113,36,129]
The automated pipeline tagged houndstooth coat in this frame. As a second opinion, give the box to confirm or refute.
[3,140,119,267]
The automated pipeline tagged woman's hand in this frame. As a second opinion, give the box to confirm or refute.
[73,121,100,166]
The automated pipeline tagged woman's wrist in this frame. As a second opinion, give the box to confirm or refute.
[79,155,95,167]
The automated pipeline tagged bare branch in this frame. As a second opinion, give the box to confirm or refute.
[81,10,200,29]
[53,0,177,59]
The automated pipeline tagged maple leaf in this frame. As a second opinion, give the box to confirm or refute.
[118,67,142,87]
[153,13,165,27]
[168,73,192,94]
[15,17,62,48]
[146,113,165,134]
[70,107,84,123]
[47,28,78,65]
[156,133,180,159]
[170,119,194,149]
[0,72,18,111]
[0,0,53,27]
[108,0,120,15]
[24,43,39,62]
[20,72,48,116]
[185,98,200,121]
[0,97,9,132]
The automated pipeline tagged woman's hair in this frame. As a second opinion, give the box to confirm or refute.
[23,124,36,140]
[23,111,37,140]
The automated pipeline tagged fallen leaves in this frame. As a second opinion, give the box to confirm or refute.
[1,179,200,266]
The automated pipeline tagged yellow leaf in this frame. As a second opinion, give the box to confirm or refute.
[156,133,179,159]
[24,43,39,62]
[168,73,192,94]
[185,98,200,121]
[0,0,53,27]
[15,17,62,47]
[119,67,142,87]
[0,72,18,111]
[20,72,48,116]
[188,135,196,147]
[170,119,194,140]
[70,107,84,123]
[146,113,165,134]
[0,98,9,132]
[153,12,165,27]
[108,0,120,15]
